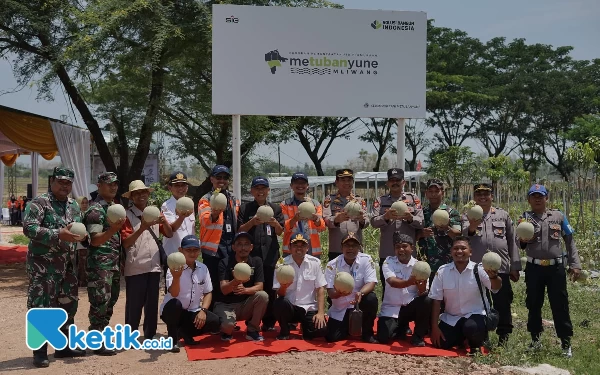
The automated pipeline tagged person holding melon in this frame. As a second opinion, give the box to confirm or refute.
[238,176,285,332]
[160,235,220,352]
[325,232,378,343]
[517,184,581,358]
[461,183,520,346]
[378,233,431,346]
[323,169,369,262]
[272,233,327,340]
[215,232,268,342]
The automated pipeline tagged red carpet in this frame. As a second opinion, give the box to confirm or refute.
[0,245,27,264]
[184,321,465,361]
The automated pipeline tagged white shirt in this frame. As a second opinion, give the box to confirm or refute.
[160,260,212,315]
[273,254,327,312]
[161,196,196,256]
[429,261,498,326]
[325,253,378,321]
[380,256,427,318]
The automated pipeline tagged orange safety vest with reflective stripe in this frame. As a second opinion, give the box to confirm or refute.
[198,191,240,255]
[280,197,326,256]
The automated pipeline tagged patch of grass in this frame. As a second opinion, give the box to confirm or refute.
[473,279,600,375]
[9,234,30,245]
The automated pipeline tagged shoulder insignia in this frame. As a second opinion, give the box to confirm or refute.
[361,200,367,209]
[327,265,333,270]
[373,200,380,208]
[324,196,331,208]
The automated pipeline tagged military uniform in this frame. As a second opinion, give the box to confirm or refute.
[518,184,580,353]
[463,183,520,343]
[23,167,86,366]
[84,172,122,332]
[418,203,461,276]
[323,169,369,261]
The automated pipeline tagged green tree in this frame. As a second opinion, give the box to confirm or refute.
[426,146,480,203]
[565,141,598,232]
[358,118,395,172]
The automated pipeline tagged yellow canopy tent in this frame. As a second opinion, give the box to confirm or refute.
[0,105,91,200]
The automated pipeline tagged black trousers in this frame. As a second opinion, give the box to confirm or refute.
[125,272,160,338]
[377,295,432,344]
[491,273,513,337]
[525,263,573,339]
[273,297,326,339]
[326,291,378,342]
[262,265,277,328]
[438,314,487,349]
[160,298,221,342]
[203,255,222,310]
[379,258,387,297]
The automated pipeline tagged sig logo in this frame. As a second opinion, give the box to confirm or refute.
[226,15,239,23]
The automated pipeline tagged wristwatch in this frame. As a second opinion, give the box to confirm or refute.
[199,307,207,312]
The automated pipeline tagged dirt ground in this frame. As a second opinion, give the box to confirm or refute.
[0,262,519,375]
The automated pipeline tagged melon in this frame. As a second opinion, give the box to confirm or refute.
[275,264,295,284]
[344,200,362,219]
[106,204,126,224]
[482,252,502,271]
[411,261,431,281]
[391,201,408,216]
[233,262,252,281]
[70,222,87,241]
[167,252,186,269]
[521,256,527,270]
[256,205,274,223]
[142,206,161,223]
[516,221,535,241]
[210,189,228,211]
[176,197,194,215]
[579,270,590,281]
[298,201,316,220]
[467,205,484,220]
[334,271,355,294]
[432,209,450,227]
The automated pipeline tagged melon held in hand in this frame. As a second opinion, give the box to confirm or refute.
[143,206,161,223]
[334,271,355,294]
[411,261,431,281]
[256,205,274,223]
[210,189,228,211]
[390,200,408,216]
[516,221,535,241]
[176,197,194,215]
[275,264,295,284]
[106,204,126,224]
[69,222,87,241]
[167,252,186,270]
[482,252,502,271]
[233,262,252,281]
[432,209,450,227]
[298,201,316,220]
[467,205,484,220]
[344,200,362,219]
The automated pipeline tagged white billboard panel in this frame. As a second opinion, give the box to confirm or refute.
[212,5,426,118]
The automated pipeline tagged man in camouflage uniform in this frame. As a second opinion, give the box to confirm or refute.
[23,167,87,367]
[84,172,126,356]
[323,169,369,262]
[416,179,461,284]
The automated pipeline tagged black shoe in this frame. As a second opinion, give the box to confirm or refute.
[410,335,425,347]
[405,327,413,336]
[183,337,200,346]
[468,347,481,356]
[288,323,298,330]
[94,345,116,356]
[170,346,181,353]
[33,345,49,368]
[362,336,378,344]
[261,325,276,332]
[276,334,290,340]
[54,347,87,358]
[234,325,241,332]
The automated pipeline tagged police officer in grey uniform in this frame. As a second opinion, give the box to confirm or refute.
[371,168,424,296]
[463,183,520,346]
[517,184,581,358]
[323,169,369,262]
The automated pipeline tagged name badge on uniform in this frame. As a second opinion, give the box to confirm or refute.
[226,224,232,233]
[266,225,272,236]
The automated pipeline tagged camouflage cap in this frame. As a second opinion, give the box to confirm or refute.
[97,172,119,184]
[52,167,74,182]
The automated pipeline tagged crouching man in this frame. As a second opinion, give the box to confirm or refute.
[378,233,431,346]
[430,236,502,354]
[214,232,268,342]
[325,232,378,343]
[273,233,327,340]
[160,235,220,352]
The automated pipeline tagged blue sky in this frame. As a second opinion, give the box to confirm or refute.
[1,0,598,167]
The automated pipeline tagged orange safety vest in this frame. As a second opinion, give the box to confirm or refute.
[280,197,326,256]
[6,200,12,209]
[17,199,24,210]
[198,191,240,255]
